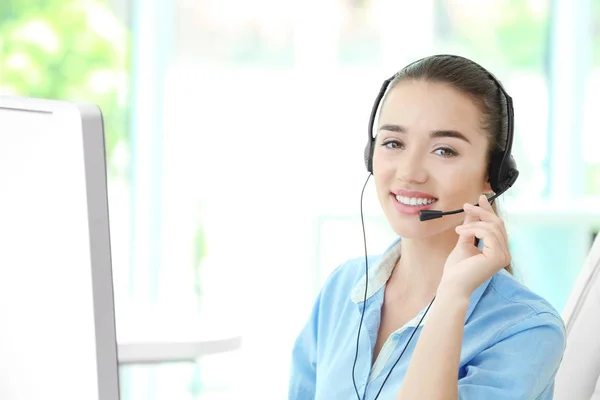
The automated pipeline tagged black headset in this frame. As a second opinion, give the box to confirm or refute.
[363,54,519,195]
[352,55,519,400]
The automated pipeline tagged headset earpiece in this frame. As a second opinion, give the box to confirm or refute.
[490,154,519,193]
[365,77,394,175]
[364,138,375,173]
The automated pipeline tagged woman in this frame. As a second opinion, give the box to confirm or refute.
[288,55,566,399]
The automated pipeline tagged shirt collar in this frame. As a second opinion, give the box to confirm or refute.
[350,237,492,324]
[350,237,402,303]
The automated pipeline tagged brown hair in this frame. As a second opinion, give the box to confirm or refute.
[388,55,514,275]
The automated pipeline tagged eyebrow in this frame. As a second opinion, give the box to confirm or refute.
[378,124,471,144]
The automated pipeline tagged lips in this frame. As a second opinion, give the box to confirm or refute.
[392,189,437,199]
[390,189,438,215]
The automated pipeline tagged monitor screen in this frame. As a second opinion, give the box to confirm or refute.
[0,100,119,400]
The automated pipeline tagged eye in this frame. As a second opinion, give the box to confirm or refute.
[381,140,404,150]
[433,147,458,157]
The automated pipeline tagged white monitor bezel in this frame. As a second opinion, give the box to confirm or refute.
[0,96,121,400]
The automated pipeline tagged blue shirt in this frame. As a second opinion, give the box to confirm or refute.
[288,238,566,399]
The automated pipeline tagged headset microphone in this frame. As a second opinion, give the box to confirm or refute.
[418,169,519,221]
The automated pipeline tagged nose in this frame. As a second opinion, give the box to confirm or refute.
[396,149,428,184]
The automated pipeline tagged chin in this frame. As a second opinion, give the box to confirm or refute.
[389,219,444,239]
[383,204,461,240]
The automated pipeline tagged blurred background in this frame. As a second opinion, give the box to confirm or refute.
[1,0,599,398]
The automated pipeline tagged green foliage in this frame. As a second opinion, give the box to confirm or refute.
[438,0,550,70]
[0,0,130,176]
[493,0,549,69]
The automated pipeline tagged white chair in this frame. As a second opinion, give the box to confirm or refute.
[554,233,600,399]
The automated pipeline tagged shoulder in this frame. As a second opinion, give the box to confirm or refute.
[488,271,565,329]
[459,272,566,397]
[468,270,566,354]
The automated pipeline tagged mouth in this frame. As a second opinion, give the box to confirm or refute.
[390,193,438,215]
[394,194,438,207]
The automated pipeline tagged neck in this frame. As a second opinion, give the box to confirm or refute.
[390,230,459,299]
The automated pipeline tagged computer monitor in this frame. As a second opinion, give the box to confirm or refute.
[0,97,120,400]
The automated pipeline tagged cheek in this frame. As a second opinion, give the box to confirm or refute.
[372,150,393,178]
[437,160,488,199]
[373,170,391,199]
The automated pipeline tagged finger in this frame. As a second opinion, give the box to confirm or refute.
[477,195,508,238]
[477,194,494,212]
[464,202,497,222]
[455,225,510,265]
[477,194,506,239]
[456,225,504,259]
[457,203,480,245]
[464,204,507,241]
[456,222,501,244]
[458,221,507,247]
[481,195,509,243]
[465,200,508,243]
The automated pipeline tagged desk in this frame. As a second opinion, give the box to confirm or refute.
[118,335,242,364]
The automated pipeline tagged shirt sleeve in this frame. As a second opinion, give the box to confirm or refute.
[458,312,566,400]
[288,290,322,400]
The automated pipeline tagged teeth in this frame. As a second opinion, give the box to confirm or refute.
[395,195,437,206]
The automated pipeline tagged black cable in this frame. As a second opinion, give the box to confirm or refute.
[352,173,372,400]
[372,296,435,399]
[352,173,436,400]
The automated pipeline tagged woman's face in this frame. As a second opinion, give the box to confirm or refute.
[373,79,492,239]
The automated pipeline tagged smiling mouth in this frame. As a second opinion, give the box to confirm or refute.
[394,194,438,206]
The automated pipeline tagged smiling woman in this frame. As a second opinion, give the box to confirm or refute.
[288,55,565,400]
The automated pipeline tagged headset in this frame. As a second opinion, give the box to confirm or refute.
[352,54,520,399]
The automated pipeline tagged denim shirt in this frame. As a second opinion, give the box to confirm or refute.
[288,238,566,399]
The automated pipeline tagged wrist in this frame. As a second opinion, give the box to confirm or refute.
[435,282,472,302]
